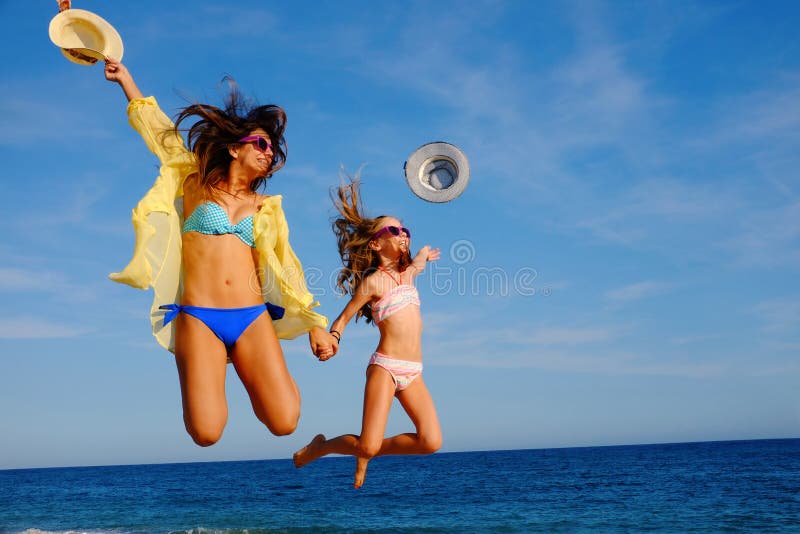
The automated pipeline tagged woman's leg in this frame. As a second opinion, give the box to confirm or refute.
[174,313,230,446]
[230,312,300,436]
[293,364,396,469]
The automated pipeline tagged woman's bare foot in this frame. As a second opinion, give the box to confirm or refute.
[293,434,326,468]
[354,457,369,488]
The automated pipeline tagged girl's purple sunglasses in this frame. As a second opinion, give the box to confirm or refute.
[238,135,272,153]
[373,225,411,240]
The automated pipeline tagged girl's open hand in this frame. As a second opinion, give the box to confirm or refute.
[421,246,440,262]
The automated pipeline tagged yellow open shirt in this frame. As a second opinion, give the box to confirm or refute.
[109,96,328,353]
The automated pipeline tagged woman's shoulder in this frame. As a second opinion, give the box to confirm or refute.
[255,192,280,212]
[253,193,289,229]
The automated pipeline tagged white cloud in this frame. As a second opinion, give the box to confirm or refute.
[0,317,87,339]
[670,333,722,346]
[0,97,114,147]
[527,326,617,346]
[575,178,743,247]
[0,268,68,292]
[421,312,729,377]
[705,74,800,146]
[0,264,102,305]
[605,281,670,303]
[754,297,800,334]
[723,202,800,268]
[131,6,280,42]
[430,341,723,378]
[16,175,110,228]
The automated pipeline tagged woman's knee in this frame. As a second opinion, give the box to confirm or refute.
[265,416,298,437]
[260,405,300,436]
[185,416,226,447]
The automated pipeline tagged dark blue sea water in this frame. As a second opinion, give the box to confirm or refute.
[1,439,798,533]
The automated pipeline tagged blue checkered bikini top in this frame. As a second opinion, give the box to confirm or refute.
[182,202,255,248]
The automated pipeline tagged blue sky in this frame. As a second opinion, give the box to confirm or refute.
[1,0,798,469]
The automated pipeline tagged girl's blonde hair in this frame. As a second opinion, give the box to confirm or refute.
[331,177,406,324]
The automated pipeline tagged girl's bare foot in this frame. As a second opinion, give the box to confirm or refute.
[293,434,326,468]
[354,457,369,488]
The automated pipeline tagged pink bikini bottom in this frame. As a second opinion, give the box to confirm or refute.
[368,352,423,391]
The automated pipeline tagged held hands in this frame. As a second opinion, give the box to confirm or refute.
[317,337,339,361]
[309,327,339,361]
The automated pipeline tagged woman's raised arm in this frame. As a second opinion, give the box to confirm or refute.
[104,58,143,102]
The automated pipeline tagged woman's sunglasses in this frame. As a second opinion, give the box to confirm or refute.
[238,135,272,153]
[372,225,411,240]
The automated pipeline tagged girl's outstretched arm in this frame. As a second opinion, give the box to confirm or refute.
[320,278,378,361]
[407,246,440,279]
[104,58,143,102]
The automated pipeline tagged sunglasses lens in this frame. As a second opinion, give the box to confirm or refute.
[258,138,270,151]
[373,225,410,240]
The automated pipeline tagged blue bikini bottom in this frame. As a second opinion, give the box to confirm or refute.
[159,302,285,350]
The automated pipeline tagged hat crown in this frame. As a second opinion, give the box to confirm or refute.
[405,142,470,203]
[59,19,105,50]
[48,8,124,65]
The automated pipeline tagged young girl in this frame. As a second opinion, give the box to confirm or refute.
[294,179,443,488]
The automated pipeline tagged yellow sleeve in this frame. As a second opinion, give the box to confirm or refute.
[110,97,190,355]
[253,196,328,339]
[126,96,192,166]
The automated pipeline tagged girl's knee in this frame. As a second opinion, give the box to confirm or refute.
[356,439,382,459]
[420,432,442,454]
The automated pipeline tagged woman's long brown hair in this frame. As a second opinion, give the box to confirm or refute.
[173,77,287,194]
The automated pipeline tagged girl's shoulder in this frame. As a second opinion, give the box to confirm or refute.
[367,270,412,300]
[361,269,381,289]
[357,270,386,299]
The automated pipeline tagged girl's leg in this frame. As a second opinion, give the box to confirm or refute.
[293,364,396,468]
[174,313,230,446]
[230,312,300,436]
[375,376,443,456]
[353,376,442,487]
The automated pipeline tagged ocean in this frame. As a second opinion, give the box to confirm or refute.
[1,439,798,532]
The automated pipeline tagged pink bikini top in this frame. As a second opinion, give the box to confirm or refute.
[372,284,420,323]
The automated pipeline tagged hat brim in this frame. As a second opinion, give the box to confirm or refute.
[49,9,124,65]
[60,47,103,66]
[404,142,470,203]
